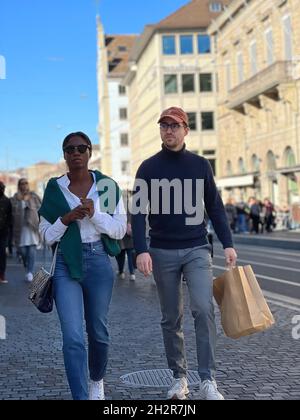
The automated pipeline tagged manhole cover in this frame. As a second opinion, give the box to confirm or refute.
[120,369,200,388]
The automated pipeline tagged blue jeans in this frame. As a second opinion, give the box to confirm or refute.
[150,245,216,382]
[19,245,37,274]
[53,241,114,400]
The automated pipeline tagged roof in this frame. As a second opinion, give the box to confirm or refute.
[130,0,232,62]
[105,35,138,77]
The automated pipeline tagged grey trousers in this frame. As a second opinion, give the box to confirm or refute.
[150,245,216,381]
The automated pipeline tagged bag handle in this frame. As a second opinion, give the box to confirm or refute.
[49,244,59,276]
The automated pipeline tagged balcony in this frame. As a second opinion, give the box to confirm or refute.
[227,61,293,111]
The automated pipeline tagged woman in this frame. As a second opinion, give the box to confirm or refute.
[39,132,126,400]
[11,178,41,282]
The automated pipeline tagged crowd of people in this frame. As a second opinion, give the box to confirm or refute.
[0,179,41,284]
[224,197,292,234]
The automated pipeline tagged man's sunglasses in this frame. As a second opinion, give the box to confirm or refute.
[63,144,91,154]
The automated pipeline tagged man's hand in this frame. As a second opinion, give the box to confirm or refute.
[80,198,95,218]
[136,252,153,277]
[224,248,237,269]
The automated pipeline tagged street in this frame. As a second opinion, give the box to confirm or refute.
[0,243,299,400]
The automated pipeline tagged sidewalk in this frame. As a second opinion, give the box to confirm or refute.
[0,252,299,400]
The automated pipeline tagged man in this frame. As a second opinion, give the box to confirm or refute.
[0,181,12,284]
[11,178,41,282]
[132,107,237,400]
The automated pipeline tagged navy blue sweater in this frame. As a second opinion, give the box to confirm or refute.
[132,144,233,255]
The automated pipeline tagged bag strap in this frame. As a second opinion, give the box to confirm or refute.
[49,244,59,276]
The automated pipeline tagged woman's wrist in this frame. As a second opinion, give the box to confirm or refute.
[61,215,70,226]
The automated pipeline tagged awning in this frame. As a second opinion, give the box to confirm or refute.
[217,174,255,189]
[279,165,300,175]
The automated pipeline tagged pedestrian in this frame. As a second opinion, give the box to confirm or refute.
[11,178,41,282]
[132,107,237,400]
[248,197,260,234]
[116,224,136,281]
[0,181,13,284]
[263,198,276,232]
[116,195,136,281]
[39,132,126,400]
[225,198,237,233]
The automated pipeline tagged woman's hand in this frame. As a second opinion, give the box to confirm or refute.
[80,198,95,218]
[61,205,90,226]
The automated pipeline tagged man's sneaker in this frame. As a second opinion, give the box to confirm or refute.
[130,274,136,281]
[167,377,189,400]
[199,380,224,400]
[118,272,125,280]
[25,272,33,283]
[89,379,105,400]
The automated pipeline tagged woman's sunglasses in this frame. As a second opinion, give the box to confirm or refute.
[63,144,91,155]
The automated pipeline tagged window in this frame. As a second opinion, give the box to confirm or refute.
[208,159,216,175]
[182,74,195,92]
[120,133,129,147]
[180,35,193,54]
[200,73,213,92]
[164,74,178,94]
[121,161,130,174]
[283,15,292,60]
[162,35,176,55]
[187,112,197,130]
[118,85,126,95]
[252,154,260,172]
[198,35,211,54]
[119,108,127,120]
[210,2,222,12]
[201,112,214,130]
[118,46,127,52]
[238,157,246,174]
[226,160,233,176]
[203,150,215,155]
[225,62,231,91]
[250,41,257,75]
[265,29,274,65]
[237,52,244,84]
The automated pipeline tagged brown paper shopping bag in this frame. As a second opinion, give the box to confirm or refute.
[213,266,275,339]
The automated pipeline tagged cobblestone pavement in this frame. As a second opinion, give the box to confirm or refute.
[0,252,299,400]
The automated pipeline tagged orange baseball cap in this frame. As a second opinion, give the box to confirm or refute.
[157,107,189,126]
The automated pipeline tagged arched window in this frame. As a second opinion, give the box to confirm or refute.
[285,146,296,167]
[226,160,233,176]
[267,150,277,171]
[251,154,260,172]
[238,157,246,174]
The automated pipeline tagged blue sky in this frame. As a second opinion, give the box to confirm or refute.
[0,0,188,171]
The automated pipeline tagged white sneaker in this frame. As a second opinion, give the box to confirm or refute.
[167,377,189,400]
[199,380,224,400]
[130,274,136,281]
[89,379,105,400]
[119,272,125,280]
[25,272,33,282]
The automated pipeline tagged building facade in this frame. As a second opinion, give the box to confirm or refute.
[96,17,137,191]
[123,0,230,178]
[209,0,300,208]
